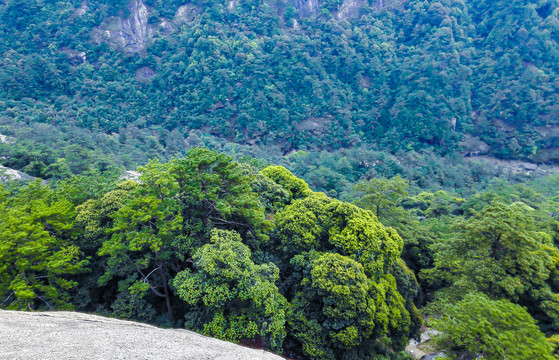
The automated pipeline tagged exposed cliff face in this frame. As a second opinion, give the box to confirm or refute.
[175,4,200,24]
[0,133,14,144]
[89,0,404,50]
[91,1,200,53]
[91,0,151,53]
[228,0,238,11]
[75,0,88,17]
[0,165,35,182]
[336,0,366,20]
[291,0,320,18]
[0,135,36,182]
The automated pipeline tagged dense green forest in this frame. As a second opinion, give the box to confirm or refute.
[2,0,559,358]
[1,149,559,359]
[2,0,559,182]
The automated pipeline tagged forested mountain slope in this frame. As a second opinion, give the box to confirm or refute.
[1,0,559,182]
[3,2,559,358]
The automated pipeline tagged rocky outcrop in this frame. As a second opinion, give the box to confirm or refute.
[62,49,87,65]
[89,0,401,50]
[0,133,14,144]
[291,0,320,17]
[463,155,549,174]
[461,134,491,157]
[136,66,156,82]
[0,133,35,182]
[0,165,35,182]
[0,310,283,360]
[111,0,150,52]
[91,1,200,53]
[406,328,443,360]
[120,170,141,181]
[175,4,201,24]
[420,353,448,360]
[91,0,151,53]
[227,0,238,11]
[336,0,366,19]
[75,0,88,17]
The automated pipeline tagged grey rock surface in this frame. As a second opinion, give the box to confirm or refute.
[420,330,441,344]
[336,0,366,20]
[0,310,284,360]
[291,0,320,17]
[91,0,151,53]
[0,165,35,182]
[91,0,200,53]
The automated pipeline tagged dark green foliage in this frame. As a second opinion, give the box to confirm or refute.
[96,148,267,322]
[391,259,422,342]
[353,176,409,218]
[2,0,559,352]
[74,180,137,250]
[110,290,157,323]
[170,148,268,249]
[251,171,291,214]
[2,0,559,170]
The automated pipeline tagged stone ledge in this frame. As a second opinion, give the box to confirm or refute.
[0,310,283,360]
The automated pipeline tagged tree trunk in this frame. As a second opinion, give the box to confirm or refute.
[158,263,174,323]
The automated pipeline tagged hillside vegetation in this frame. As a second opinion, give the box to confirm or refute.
[1,149,559,359]
[2,1,559,359]
[2,0,559,183]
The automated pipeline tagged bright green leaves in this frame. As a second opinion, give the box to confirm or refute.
[97,149,272,324]
[425,201,557,297]
[202,312,261,345]
[433,293,555,360]
[0,150,419,356]
[260,166,312,201]
[289,253,408,359]
[0,181,87,310]
[275,193,330,252]
[96,159,182,321]
[307,254,374,347]
[276,192,403,277]
[172,229,288,351]
[328,201,403,276]
[275,190,411,358]
[423,201,559,331]
[98,173,182,286]
[75,180,137,250]
[310,254,369,318]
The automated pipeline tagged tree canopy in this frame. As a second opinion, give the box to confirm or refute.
[2,150,559,358]
[433,293,555,360]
